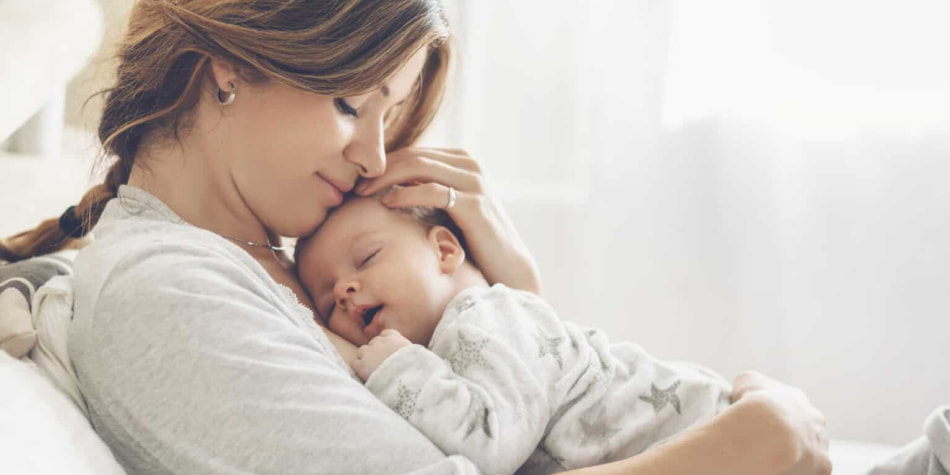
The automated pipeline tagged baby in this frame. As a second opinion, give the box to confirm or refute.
[295,194,732,475]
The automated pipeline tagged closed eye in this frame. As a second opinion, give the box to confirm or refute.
[359,249,380,268]
[334,98,359,118]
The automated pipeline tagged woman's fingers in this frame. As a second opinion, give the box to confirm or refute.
[380,182,468,211]
[731,370,772,403]
[356,149,482,196]
[430,147,470,157]
[391,147,478,171]
[352,146,542,294]
[733,371,832,475]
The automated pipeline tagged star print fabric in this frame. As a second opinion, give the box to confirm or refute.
[364,286,555,475]
[364,284,732,475]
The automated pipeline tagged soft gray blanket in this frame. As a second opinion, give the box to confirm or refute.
[870,406,950,475]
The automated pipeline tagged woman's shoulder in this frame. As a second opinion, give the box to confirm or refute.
[67,207,338,374]
[75,222,254,295]
[68,209,297,346]
[73,186,263,290]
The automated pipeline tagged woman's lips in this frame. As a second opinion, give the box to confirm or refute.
[316,173,344,206]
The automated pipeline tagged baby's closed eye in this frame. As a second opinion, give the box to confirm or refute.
[357,248,381,268]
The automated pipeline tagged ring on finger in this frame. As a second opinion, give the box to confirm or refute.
[445,186,457,209]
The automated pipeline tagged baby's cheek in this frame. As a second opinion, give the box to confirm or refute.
[326,317,347,340]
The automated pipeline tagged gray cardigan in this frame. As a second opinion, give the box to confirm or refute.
[68,185,478,474]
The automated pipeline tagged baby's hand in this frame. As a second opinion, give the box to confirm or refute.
[353,329,412,382]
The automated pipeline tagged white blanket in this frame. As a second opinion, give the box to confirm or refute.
[0,350,125,474]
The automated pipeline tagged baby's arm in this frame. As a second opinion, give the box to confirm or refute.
[361,332,546,475]
[359,288,580,475]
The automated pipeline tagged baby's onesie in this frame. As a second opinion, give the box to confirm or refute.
[365,283,732,474]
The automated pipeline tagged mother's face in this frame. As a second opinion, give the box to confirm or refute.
[210,48,429,238]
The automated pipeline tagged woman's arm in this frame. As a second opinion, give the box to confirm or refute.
[355,147,543,294]
[560,396,797,475]
[72,243,483,474]
[559,372,832,475]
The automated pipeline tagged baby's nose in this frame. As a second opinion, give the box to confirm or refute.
[333,279,360,307]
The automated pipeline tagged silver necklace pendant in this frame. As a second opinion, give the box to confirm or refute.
[220,234,287,252]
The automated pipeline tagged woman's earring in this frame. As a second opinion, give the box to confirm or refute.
[217,81,236,106]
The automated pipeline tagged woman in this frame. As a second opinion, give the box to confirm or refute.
[0,1,830,473]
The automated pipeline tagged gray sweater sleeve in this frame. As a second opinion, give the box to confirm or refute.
[69,241,479,475]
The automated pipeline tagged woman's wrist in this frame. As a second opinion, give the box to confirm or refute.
[469,204,543,294]
[645,395,799,474]
[727,393,801,471]
[497,248,542,295]
[555,394,798,475]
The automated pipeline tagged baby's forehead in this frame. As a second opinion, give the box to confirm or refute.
[306,197,415,249]
[312,199,382,241]
[326,197,393,230]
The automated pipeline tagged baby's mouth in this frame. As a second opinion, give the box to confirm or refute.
[363,305,383,327]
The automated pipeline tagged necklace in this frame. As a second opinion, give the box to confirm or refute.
[219,233,287,252]
[116,185,289,252]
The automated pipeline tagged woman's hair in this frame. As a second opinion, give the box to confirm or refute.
[0,0,453,263]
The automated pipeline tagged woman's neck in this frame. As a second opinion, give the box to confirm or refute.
[128,131,278,262]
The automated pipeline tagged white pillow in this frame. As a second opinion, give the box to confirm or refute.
[0,251,75,358]
[0,351,126,474]
[0,285,35,358]
[30,274,88,416]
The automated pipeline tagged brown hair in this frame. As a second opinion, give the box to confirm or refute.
[1,0,453,263]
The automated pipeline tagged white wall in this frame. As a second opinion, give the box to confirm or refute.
[64,0,135,131]
[429,0,950,446]
[495,121,950,447]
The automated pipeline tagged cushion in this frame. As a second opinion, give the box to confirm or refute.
[0,252,74,357]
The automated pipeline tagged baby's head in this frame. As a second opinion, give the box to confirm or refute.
[295,193,486,347]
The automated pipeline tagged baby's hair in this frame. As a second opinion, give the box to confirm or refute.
[381,188,469,255]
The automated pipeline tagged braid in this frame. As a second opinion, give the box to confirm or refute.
[0,159,129,263]
[76,159,130,232]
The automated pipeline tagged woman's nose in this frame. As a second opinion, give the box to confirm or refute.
[346,118,386,178]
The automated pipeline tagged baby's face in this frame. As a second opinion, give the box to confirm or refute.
[297,197,453,346]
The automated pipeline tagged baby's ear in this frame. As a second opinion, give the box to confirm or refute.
[427,226,465,274]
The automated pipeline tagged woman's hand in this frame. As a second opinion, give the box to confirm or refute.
[731,371,832,475]
[355,147,542,294]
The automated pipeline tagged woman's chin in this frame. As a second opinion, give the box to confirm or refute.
[268,211,329,238]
